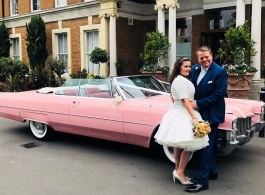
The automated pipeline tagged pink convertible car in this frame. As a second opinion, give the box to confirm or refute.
[0,75,264,163]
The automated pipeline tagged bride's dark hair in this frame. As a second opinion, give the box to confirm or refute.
[169,57,191,85]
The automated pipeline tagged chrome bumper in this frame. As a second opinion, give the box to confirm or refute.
[253,121,265,132]
[227,126,256,146]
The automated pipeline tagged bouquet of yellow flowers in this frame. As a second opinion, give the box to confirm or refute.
[192,120,211,138]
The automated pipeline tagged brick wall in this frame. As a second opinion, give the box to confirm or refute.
[191,14,206,65]
[63,18,88,73]
[4,0,10,17]
[41,0,55,10]
[68,0,84,5]
[45,22,59,58]
[18,0,30,14]
[116,17,156,75]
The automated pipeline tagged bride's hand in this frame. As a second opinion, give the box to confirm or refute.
[192,118,199,125]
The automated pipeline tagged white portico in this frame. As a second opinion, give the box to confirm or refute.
[97,0,119,78]
[155,0,180,73]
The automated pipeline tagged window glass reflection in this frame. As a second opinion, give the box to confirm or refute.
[209,9,236,30]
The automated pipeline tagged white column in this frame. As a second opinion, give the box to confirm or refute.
[236,0,245,26]
[251,0,261,80]
[157,7,165,35]
[109,16,117,77]
[168,7,176,73]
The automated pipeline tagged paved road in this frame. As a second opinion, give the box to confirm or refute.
[0,117,265,195]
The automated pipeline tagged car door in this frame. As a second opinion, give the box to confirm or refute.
[69,80,126,143]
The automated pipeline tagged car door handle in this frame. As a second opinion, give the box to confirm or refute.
[72,101,80,104]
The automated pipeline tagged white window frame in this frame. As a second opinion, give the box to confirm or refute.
[55,0,67,7]
[9,33,22,61]
[10,0,18,15]
[52,23,71,75]
[85,30,99,74]
[57,33,68,73]
[80,16,101,74]
[31,0,41,12]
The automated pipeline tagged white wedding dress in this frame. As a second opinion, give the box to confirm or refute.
[154,75,209,151]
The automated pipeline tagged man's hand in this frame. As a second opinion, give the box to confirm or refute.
[189,99,197,109]
[170,93,174,103]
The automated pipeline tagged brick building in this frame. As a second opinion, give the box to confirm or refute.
[0,0,264,99]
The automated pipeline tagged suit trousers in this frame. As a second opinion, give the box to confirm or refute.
[195,123,219,185]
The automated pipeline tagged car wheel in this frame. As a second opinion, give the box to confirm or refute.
[29,121,53,140]
[163,145,193,163]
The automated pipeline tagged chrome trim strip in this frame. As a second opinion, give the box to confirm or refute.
[1,105,153,126]
[0,105,69,116]
[226,105,246,118]
[70,114,153,126]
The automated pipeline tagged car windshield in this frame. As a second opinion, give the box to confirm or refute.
[115,76,169,99]
[54,79,117,98]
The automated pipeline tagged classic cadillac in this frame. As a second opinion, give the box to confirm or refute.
[0,75,264,163]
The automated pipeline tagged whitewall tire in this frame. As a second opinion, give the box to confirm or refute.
[29,121,53,140]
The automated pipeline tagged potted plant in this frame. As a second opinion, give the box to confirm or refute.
[216,21,257,99]
[89,47,109,75]
[140,30,171,81]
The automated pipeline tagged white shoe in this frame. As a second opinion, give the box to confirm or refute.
[172,170,193,185]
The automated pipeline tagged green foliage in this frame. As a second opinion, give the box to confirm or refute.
[26,15,48,86]
[0,57,28,92]
[90,47,109,64]
[140,30,171,67]
[116,59,132,76]
[139,64,169,74]
[47,71,59,87]
[28,66,50,89]
[46,56,66,86]
[216,21,257,75]
[0,22,11,57]
[90,47,109,75]
[87,72,104,79]
[70,68,88,79]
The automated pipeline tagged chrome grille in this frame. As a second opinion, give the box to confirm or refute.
[237,117,252,134]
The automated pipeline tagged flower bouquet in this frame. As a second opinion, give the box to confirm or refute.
[192,120,211,138]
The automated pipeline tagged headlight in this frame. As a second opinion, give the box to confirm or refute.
[232,118,238,131]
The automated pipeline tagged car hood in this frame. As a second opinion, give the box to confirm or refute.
[225,98,255,118]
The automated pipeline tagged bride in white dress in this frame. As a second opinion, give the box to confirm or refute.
[154,57,209,185]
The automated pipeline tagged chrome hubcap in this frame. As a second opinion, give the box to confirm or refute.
[33,122,45,135]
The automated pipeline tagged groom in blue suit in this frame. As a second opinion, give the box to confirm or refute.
[185,46,228,193]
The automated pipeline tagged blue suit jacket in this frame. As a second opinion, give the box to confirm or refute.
[189,62,228,124]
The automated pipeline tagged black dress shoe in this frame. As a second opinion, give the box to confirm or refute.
[185,184,209,193]
[208,174,218,180]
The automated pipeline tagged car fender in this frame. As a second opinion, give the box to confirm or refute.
[19,111,51,126]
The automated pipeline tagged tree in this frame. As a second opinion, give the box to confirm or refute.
[0,57,29,92]
[90,47,109,75]
[26,15,48,87]
[139,30,171,75]
[0,22,11,57]
[46,56,66,86]
[140,30,171,67]
[216,21,257,75]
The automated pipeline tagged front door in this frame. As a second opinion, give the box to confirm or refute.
[69,80,126,143]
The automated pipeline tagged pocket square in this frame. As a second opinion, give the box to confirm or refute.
[208,80,213,84]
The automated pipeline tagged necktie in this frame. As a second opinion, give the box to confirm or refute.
[197,69,207,85]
